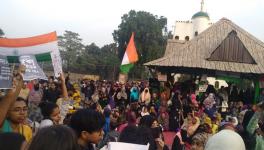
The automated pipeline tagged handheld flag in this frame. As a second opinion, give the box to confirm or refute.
[120,32,138,74]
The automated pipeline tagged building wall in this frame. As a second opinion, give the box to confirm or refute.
[173,21,193,41]
[173,18,213,41]
[192,17,211,36]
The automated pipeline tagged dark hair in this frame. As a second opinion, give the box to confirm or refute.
[0,132,25,150]
[119,125,156,150]
[139,115,155,128]
[70,109,105,136]
[257,101,264,110]
[28,125,80,150]
[195,123,212,134]
[16,97,27,105]
[126,110,137,125]
[39,102,58,119]
[63,113,73,125]
[181,129,188,142]
[151,127,162,139]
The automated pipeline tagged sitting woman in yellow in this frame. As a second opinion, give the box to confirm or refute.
[66,85,81,114]
[1,97,32,142]
[72,90,81,107]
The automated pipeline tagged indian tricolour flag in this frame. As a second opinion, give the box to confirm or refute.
[0,32,62,77]
[120,32,138,74]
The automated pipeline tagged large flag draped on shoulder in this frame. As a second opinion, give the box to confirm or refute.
[120,32,138,74]
[0,32,63,77]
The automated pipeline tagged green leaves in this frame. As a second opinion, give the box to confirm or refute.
[113,10,168,78]
[58,31,120,80]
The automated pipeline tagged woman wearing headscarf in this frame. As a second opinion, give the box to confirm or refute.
[169,92,184,131]
[140,88,151,106]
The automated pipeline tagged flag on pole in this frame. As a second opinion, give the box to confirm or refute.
[120,32,138,74]
[0,32,63,77]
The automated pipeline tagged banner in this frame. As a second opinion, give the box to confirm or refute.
[19,55,47,81]
[0,32,63,77]
[0,55,12,89]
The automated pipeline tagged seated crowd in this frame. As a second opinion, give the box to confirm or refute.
[0,66,264,150]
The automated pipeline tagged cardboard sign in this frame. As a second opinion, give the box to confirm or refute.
[51,49,63,77]
[19,55,47,81]
[106,142,149,150]
[0,55,12,89]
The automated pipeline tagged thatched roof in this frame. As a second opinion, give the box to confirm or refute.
[164,40,185,56]
[145,18,264,75]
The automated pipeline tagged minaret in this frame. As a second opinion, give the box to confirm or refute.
[201,0,204,12]
[192,0,210,37]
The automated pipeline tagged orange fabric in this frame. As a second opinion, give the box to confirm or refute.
[0,32,57,47]
[126,32,138,63]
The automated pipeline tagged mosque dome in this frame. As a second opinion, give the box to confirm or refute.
[192,11,210,20]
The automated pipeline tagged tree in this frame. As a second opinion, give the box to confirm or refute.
[100,43,120,80]
[57,30,120,79]
[58,31,84,71]
[84,43,120,80]
[0,28,4,37]
[113,10,168,78]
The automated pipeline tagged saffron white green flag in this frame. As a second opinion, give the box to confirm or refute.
[120,32,138,74]
[0,32,63,77]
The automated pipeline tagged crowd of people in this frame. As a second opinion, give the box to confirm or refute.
[0,65,264,150]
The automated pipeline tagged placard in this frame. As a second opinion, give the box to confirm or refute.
[19,55,47,81]
[51,49,63,77]
[0,55,12,89]
[107,142,149,150]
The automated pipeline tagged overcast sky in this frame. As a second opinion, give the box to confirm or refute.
[1,0,264,47]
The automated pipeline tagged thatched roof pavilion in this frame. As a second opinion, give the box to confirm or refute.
[145,18,264,78]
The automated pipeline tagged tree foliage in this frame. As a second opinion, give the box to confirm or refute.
[113,10,168,78]
[58,31,120,80]
[58,31,85,71]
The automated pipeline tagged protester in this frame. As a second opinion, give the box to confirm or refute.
[140,88,151,106]
[27,125,80,150]
[42,82,60,103]
[0,97,33,142]
[2,62,264,150]
[18,82,30,101]
[0,65,24,126]
[172,129,189,150]
[39,101,61,128]
[169,92,183,131]
[70,109,105,150]
[205,129,246,150]
[190,124,212,150]
[0,132,27,150]
[246,101,264,150]
[119,125,158,150]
